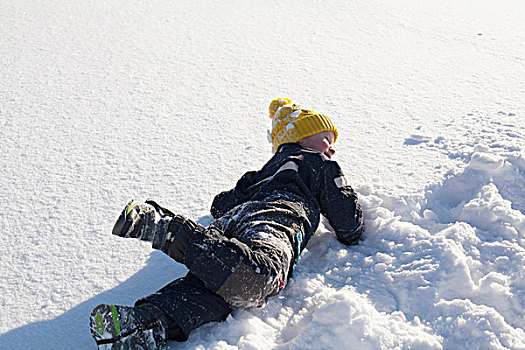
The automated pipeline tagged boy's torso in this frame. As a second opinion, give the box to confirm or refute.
[212,143,336,249]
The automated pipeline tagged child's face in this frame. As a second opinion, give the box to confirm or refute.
[298,131,336,159]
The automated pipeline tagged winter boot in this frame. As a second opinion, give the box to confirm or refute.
[89,303,167,350]
[112,199,204,264]
[112,199,160,241]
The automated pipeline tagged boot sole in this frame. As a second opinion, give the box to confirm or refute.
[90,304,135,345]
[89,304,165,350]
[112,199,144,237]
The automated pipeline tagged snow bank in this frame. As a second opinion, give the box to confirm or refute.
[355,149,525,349]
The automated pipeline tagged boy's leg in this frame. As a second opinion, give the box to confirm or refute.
[183,199,301,309]
[90,274,230,346]
[135,272,231,341]
[184,222,294,308]
[152,214,205,264]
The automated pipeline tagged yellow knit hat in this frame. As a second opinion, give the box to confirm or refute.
[268,98,338,153]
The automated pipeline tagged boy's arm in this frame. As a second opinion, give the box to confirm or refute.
[319,162,364,245]
[210,171,257,218]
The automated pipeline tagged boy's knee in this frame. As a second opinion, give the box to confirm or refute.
[216,257,286,308]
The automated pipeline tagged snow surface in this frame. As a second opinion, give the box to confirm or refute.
[1,0,524,349]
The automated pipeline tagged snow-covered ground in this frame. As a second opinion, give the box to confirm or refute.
[1,0,524,349]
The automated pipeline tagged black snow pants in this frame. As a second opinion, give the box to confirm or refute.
[138,197,300,340]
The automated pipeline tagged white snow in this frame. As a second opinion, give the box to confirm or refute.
[1,0,524,349]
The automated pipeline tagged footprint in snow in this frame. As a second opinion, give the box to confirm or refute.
[404,134,432,146]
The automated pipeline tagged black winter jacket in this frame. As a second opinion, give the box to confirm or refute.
[210,143,363,249]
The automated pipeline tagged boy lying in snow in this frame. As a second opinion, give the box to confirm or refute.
[89,98,364,349]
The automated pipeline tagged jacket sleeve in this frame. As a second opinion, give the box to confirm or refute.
[318,162,363,245]
[210,171,257,219]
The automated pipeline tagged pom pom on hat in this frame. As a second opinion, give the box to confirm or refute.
[268,98,338,153]
[269,97,293,119]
